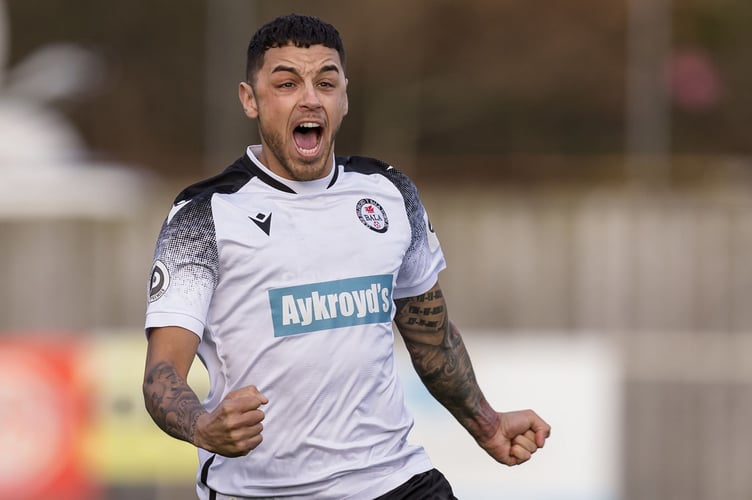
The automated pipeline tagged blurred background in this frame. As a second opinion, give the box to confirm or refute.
[1,0,751,498]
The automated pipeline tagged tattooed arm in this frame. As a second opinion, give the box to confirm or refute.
[394,282,550,466]
[143,326,268,457]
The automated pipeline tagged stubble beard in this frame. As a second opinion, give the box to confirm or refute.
[257,116,340,182]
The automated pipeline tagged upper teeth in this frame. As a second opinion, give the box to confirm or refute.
[299,122,320,128]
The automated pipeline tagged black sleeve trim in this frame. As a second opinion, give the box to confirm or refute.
[337,155,392,175]
[200,453,216,486]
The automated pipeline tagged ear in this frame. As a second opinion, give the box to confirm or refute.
[238,82,258,119]
[343,78,349,116]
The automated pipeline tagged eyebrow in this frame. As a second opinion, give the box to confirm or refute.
[271,64,341,76]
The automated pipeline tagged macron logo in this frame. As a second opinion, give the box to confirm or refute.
[268,275,393,337]
[250,212,272,235]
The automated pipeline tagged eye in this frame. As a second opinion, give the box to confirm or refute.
[277,81,296,89]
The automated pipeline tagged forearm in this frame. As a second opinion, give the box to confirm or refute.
[395,289,499,442]
[143,360,207,445]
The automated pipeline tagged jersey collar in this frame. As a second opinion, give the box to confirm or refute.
[245,145,338,194]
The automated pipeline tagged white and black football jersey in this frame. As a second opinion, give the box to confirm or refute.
[145,146,446,499]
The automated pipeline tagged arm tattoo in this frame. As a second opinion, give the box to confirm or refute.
[143,361,206,445]
[395,288,500,441]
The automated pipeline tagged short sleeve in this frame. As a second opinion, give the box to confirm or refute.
[145,196,219,337]
[383,170,446,299]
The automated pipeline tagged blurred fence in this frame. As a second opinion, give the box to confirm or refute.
[425,183,752,333]
[2,172,752,499]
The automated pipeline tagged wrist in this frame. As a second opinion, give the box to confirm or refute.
[470,399,500,443]
[190,411,210,448]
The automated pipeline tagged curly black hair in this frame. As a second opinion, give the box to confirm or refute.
[245,13,345,84]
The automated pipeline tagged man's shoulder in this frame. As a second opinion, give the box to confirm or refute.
[337,155,414,184]
[337,154,391,174]
[174,155,255,204]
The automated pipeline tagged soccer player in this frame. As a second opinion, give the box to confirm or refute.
[143,13,550,500]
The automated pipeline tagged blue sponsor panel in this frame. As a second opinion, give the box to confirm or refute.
[269,275,393,337]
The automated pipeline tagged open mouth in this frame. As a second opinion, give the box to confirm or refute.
[293,122,323,156]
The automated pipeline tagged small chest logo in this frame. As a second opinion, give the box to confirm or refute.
[356,198,389,233]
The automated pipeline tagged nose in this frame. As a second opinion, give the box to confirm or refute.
[299,82,322,109]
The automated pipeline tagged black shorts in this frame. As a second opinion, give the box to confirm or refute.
[373,468,458,500]
[200,466,457,499]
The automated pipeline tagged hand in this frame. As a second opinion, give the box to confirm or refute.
[477,409,550,466]
[193,385,269,457]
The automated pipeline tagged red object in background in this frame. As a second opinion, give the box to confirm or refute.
[0,335,100,500]
[667,47,724,112]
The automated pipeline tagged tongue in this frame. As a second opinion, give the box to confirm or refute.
[294,129,318,151]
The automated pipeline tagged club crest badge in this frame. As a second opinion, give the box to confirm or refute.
[149,260,170,302]
[356,198,389,233]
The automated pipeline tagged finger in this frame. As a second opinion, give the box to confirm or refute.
[231,407,266,431]
[535,429,549,448]
[522,429,536,443]
[226,432,264,457]
[528,414,551,448]
[234,420,264,441]
[227,385,269,404]
[238,418,266,453]
[224,397,267,415]
[224,417,265,454]
[512,432,538,454]
[510,443,532,463]
[512,431,535,447]
[242,433,264,454]
[533,422,551,448]
[226,387,269,413]
[244,408,266,426]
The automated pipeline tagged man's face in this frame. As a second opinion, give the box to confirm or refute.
[239,43,348,181]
